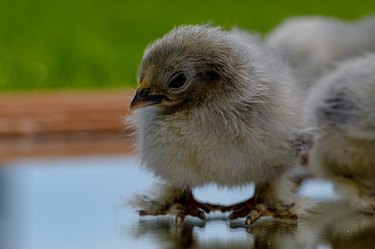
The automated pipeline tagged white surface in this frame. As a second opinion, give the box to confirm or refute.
[0,156,371,249]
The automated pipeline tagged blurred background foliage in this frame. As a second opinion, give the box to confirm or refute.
[0,0,374,91]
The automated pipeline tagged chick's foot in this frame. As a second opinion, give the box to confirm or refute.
[172,191,224,224]
[136,190,223,224]
[223,198,297,225]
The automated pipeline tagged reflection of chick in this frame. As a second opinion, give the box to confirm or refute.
[304,54,375,213]
[266,15,375,90]
[291,201,375,249]
[129,25,302,224]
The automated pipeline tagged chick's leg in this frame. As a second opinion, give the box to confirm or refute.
[223,180,298,225]
[131,184,223,224]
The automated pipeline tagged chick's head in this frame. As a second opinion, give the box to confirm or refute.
[130,25,243,113]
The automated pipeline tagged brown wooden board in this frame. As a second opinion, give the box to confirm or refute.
[0,91,136,162]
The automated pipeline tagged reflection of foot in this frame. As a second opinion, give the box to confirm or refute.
[223,197,298,225]
[131,218,204,248]
[135,189,224,224]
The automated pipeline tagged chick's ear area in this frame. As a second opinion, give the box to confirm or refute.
[197,70,221,83]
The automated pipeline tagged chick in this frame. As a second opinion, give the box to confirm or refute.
[266,15,375,90]
[129,25,303,224]
[304,53,375,213]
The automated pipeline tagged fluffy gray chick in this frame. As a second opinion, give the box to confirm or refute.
[266,15,375,90]
[129,25,302,224]
[304,53,375,213]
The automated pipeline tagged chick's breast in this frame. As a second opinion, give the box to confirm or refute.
[133,95,297,189]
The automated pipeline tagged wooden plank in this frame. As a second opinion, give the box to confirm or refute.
[0,91,137,161]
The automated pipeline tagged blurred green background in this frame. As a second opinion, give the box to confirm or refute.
[0,0,374,91]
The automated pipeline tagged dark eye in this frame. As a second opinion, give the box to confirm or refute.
[169,73,187,88]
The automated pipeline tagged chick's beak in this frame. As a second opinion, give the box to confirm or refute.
[130,80,166,110]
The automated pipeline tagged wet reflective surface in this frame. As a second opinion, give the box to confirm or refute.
[1,156,374,249]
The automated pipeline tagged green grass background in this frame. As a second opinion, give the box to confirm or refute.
[0,0,374,91]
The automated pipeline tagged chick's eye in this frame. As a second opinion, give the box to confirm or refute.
[169,73,186,88]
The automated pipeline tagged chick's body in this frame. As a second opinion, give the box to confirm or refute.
[133,82,297,189]
[305,54,375,212]
[130,25,301,223]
